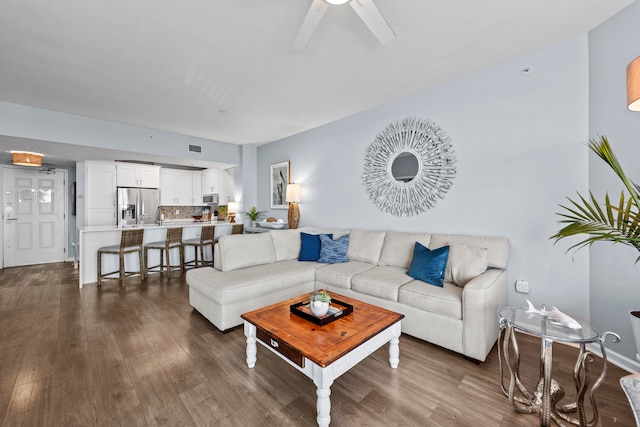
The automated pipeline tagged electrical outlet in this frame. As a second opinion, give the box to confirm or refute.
[515,280,529,294]
[175,209,180,215]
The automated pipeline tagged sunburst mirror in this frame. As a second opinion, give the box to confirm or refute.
[362,117,456,216]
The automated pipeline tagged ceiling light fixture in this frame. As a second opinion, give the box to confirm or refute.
[325,0,350,5]
[11,151,43,167]
[627,56,640,112]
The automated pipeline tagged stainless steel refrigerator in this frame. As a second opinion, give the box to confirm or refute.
[117,187,161,226]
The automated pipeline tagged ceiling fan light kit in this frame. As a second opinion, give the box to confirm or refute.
[294,0,395,50]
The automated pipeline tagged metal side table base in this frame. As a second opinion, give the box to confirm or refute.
[498,309,620,427]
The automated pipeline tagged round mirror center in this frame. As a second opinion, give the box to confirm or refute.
[391,151,420,183]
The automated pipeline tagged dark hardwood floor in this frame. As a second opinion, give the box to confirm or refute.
[0,262,635,426]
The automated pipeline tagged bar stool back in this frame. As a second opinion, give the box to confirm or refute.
[231,224,244,234]
[144,227,184,276]
[97,228,145,286]
[182,225,215,270]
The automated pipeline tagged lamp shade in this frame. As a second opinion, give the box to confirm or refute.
[285,183,301,203]
[11,151,42,167]
[628,56,640,112]
[227,201,239,213]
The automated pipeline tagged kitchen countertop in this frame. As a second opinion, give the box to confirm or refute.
[78,221,235,232]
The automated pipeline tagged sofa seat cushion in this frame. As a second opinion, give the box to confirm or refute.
[351,266,413,302]
[186,260,320,304]
[315,261,376,290]
[398,280,463,319]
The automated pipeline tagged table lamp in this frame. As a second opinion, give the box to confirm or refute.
[285,183,301,229]
[227,201,238,223]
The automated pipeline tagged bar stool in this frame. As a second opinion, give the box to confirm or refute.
[143,227,184,276]
[97,228,144,286]
[231,224,244,234]
[182,225,215,270]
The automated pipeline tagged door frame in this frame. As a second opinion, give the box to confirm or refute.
[1,165,69,269]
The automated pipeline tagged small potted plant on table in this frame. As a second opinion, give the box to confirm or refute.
[310,290,331,317]
[242,206,266,228]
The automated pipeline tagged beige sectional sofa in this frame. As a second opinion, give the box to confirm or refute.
[186,227,510,362]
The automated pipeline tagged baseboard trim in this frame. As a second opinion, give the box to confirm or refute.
[588,343,640,374]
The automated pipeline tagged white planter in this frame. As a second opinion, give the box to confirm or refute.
[630,310,640,362]
[310,301,329,317]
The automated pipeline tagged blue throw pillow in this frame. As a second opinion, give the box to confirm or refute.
[318,234,350,264]
[299,232,333,262]
[407,242,450,287]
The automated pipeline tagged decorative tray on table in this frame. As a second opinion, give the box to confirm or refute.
[290,298,354,326]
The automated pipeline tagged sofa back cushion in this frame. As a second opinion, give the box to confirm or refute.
[444,243,488,286]
[347,229,386,264]
[217,233,276,271]
[269,229,302,261]
[429,234,509,269]
[379,231,432,269]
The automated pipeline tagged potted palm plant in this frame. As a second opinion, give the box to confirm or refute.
[551,135,640,359]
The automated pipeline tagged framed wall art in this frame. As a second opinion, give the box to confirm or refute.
[270,161,290,209]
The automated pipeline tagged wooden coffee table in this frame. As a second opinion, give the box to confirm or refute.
[241,292,404,427]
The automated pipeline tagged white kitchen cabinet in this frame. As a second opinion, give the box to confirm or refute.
[116,163,160,188]
[160,168,202,205]
[219,168,234,204]
[202,168,234,204]
[201,169,220,194]
[84,161,117,226]
[192,171,202,205]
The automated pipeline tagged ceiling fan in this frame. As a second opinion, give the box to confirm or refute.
[293,0,395,50]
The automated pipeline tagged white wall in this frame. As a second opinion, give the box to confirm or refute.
[258,36,591,319]
[589,1,640,363]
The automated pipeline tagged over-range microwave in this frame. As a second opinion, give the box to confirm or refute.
[203,193,219,205]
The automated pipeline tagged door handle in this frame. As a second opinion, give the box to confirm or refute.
[6,218,17,221]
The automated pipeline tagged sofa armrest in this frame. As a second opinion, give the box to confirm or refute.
[461,268,508,361]
[213,243,221,271]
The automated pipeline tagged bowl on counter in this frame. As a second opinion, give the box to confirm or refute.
[258,220,286,229]
[192,215,203,221]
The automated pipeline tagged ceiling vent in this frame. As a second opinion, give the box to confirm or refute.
[189,144,202,153]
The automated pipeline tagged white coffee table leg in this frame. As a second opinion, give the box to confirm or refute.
[243,321,257,368]
[388,322,401,368]
[313,365,335,427]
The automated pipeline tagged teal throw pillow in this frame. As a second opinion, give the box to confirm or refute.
[299,232,333,261]
[318,234,350,264]
[407,242,450,287]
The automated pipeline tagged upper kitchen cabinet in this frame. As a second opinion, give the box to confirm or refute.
[78,161,117,227]
[160,168,202,206]
[201,169,219,194]
[201,168,234,204]
[116,163,160,188]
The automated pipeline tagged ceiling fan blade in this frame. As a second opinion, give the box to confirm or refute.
[349,0,395,45]
[293,0,329,50]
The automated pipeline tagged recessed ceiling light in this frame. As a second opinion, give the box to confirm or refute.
[325,0,350,5]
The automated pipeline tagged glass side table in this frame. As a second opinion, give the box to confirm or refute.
[497,306,620,427]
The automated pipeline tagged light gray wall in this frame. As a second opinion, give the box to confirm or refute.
[258,36,591,319]
[589,1,640,362]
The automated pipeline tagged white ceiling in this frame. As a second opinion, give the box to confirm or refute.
[0,0,634,167]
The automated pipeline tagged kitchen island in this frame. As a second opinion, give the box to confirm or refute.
[78,221,235,287]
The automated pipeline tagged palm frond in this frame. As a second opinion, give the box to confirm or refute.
[552,136,640,260]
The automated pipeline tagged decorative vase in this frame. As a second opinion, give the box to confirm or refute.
[630,310,640,361]
[310,301,329,317]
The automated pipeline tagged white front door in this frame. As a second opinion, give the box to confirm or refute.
[3,168,67,267]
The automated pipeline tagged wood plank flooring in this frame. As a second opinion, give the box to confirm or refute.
[0,262,635,426]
